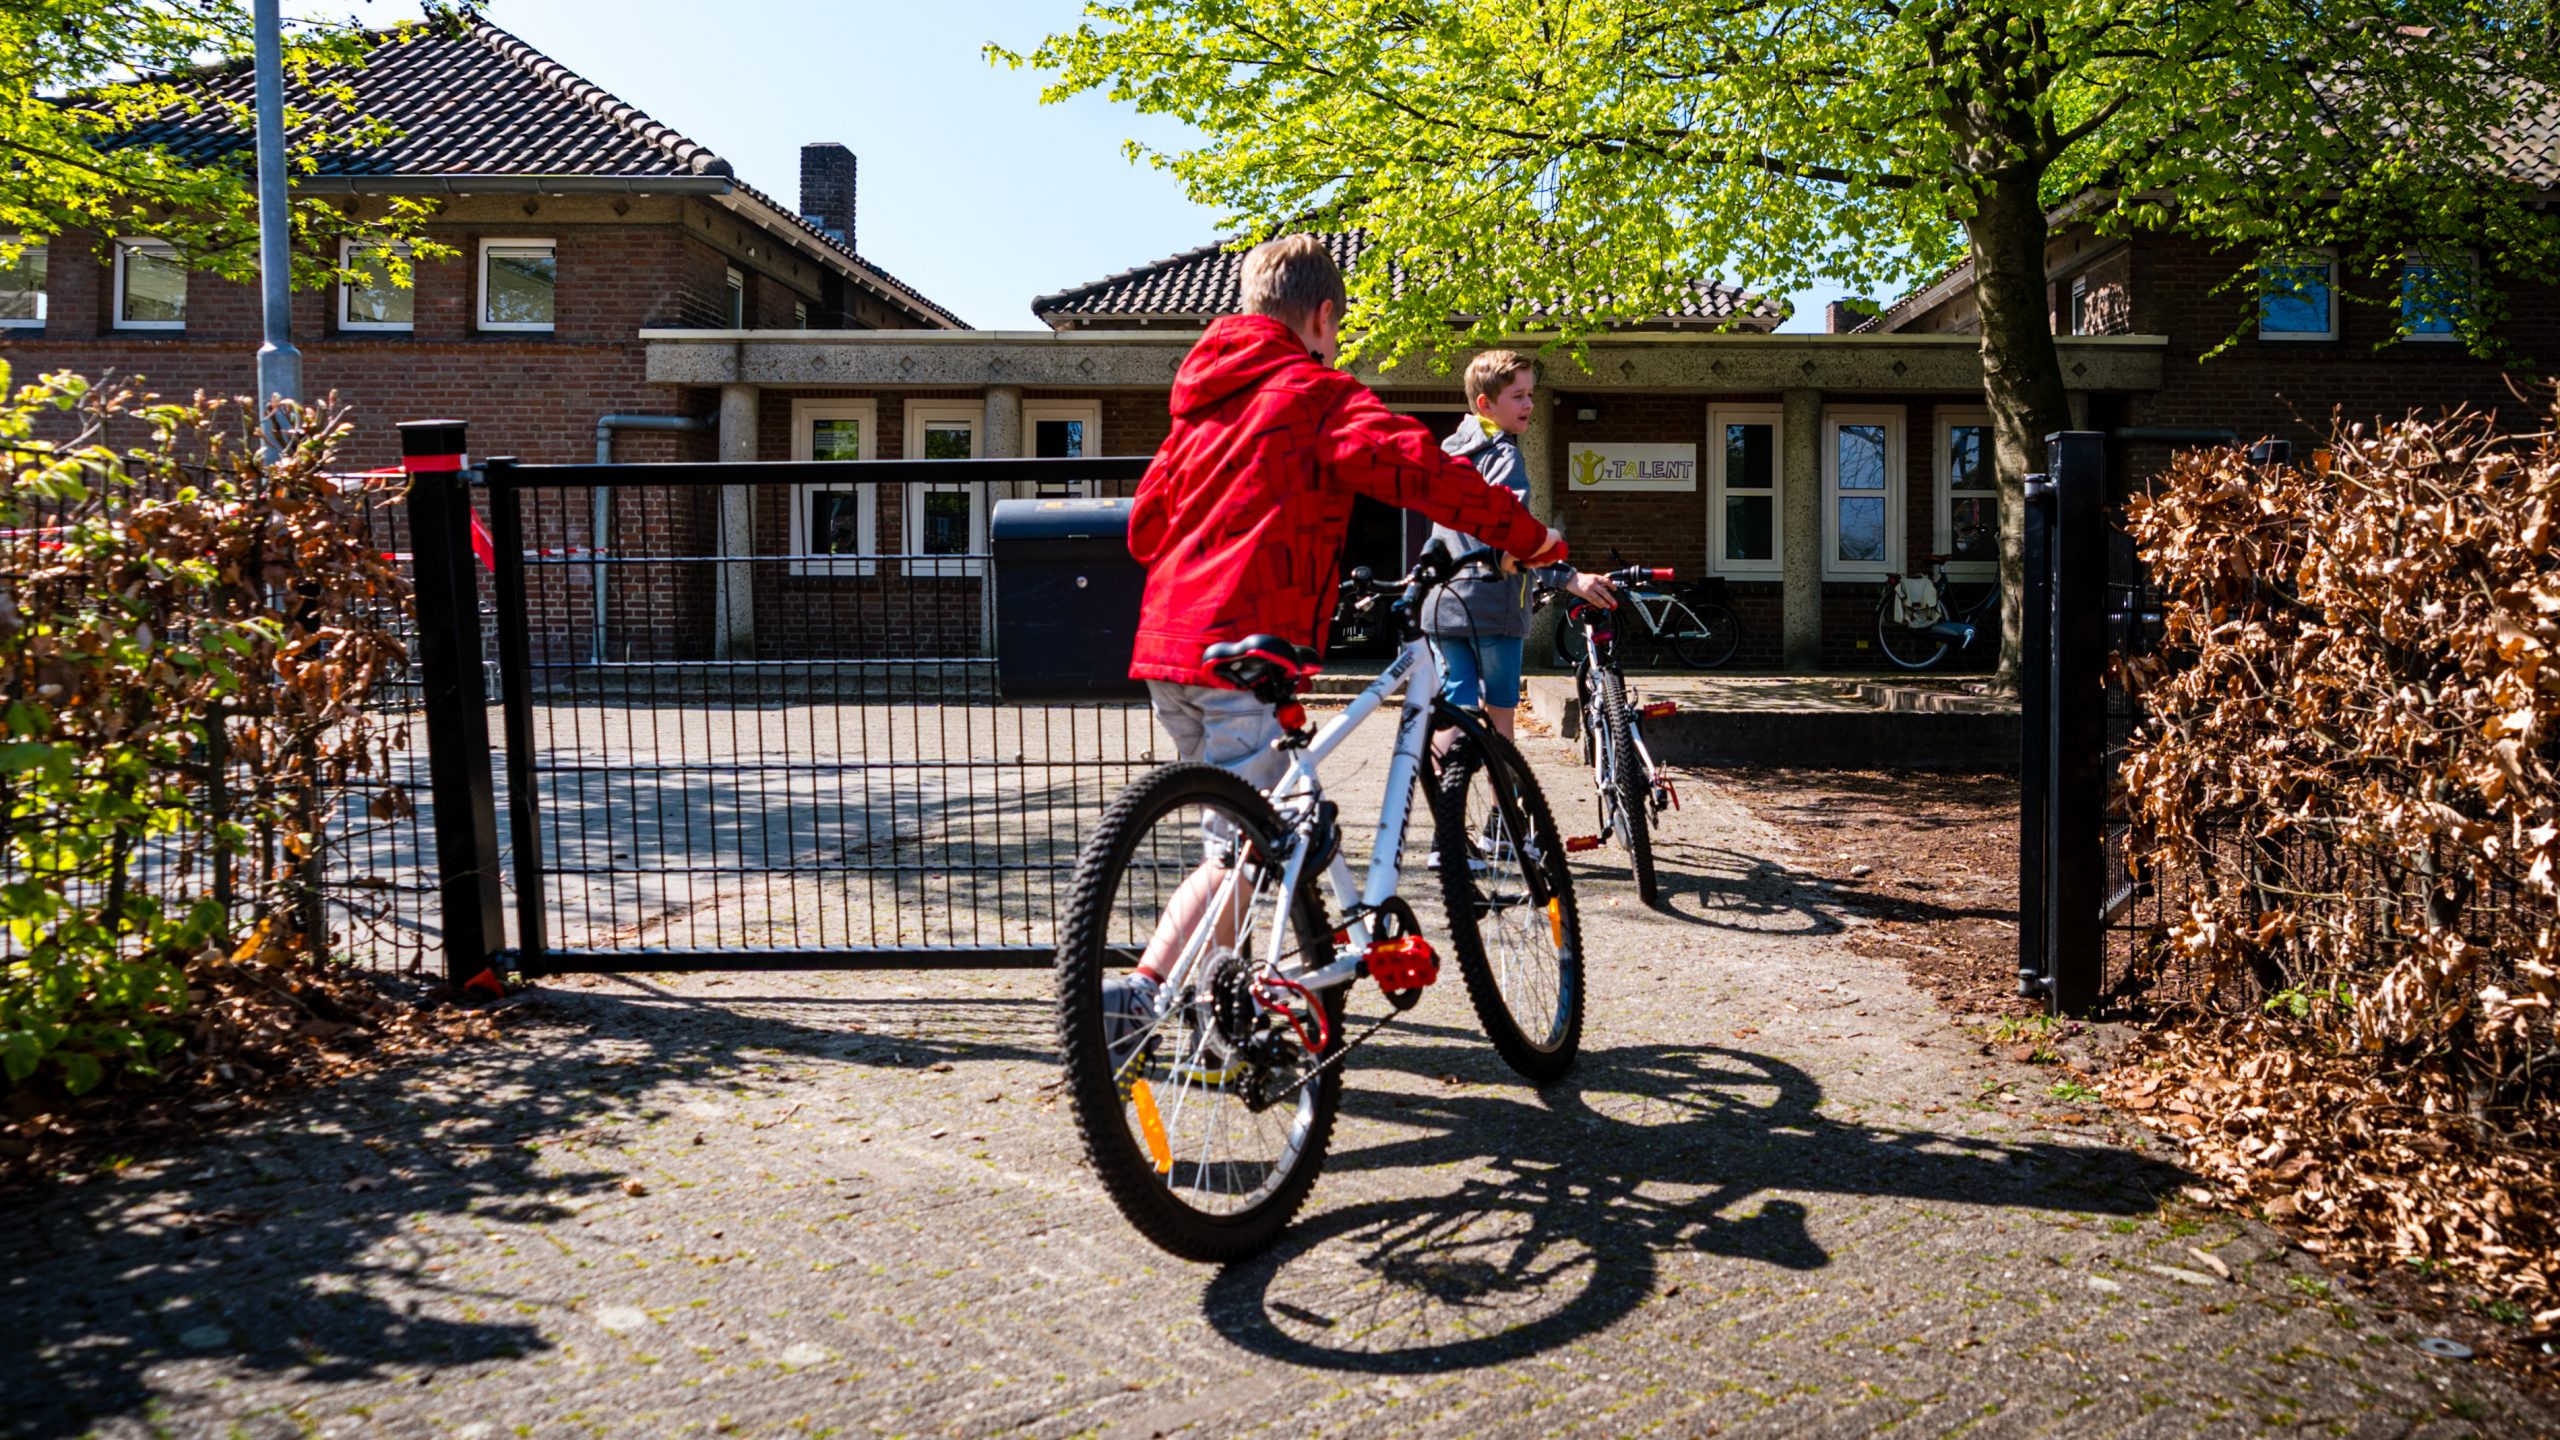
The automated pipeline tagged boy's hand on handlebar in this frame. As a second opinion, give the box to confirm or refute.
[1564,571,1620,608]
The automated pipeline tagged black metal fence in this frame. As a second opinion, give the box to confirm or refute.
[407,435,1162,986]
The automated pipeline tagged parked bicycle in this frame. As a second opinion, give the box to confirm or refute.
[1542,565,1683,907]
[1056,543,1585,1262]
[1876,526,1999,671]
[1551,563,1739,670]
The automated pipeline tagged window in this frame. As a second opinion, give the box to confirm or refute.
[2400,251,2475,342]
[2068,276,2090,336]
[0,239,45,327]
[1937,409,1997,580]
[478,239,555,331]
[113,239,185,330]
[788,398,878,576]
[724,266,745,328]
[903,401,985,577]
[2259,249,2337,341]
[339,240,412,332]
[1822,408,1903,579]
[793,299,809,330]
[1024,400,1105,498]
[1706,404,1781,576]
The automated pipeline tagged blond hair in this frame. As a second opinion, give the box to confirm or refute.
[1237,234,1347,330]
[1464,349,1536,406]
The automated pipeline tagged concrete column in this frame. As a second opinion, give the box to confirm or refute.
[716,382,758,660]
[1781,388,1824,672]
[982,384,1024,459]
[1522,393,1557,520]
[2066,389,2091,430]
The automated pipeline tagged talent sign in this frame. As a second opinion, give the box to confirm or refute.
[1567,443,1699,492]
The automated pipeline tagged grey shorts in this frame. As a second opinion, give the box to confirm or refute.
[1148,680,1289,792]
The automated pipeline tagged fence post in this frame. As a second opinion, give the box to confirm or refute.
[2016,472,2052,999]
[2045,431,2108,1016]
[400,420,506,990]
[483,457,549,970]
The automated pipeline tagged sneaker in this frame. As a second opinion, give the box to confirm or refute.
[1101,971,1162,1077]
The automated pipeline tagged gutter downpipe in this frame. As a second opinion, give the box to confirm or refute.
[250,0,300,458]
[592,414,713,663]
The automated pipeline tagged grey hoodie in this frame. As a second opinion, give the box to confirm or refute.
[1423,415,1570,639]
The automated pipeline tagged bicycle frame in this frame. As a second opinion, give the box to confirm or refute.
[1146,635,1493,1008]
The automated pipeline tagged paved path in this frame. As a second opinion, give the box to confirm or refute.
[4,727,2550,1438]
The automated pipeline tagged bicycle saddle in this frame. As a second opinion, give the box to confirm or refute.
[1203,635,1323,693]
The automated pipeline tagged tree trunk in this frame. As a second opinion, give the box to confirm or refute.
[1964,172,2075,690]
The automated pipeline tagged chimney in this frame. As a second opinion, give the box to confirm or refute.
[1825,298,1878,334]
[799,143,857,251]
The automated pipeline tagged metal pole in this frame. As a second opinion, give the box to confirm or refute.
[2016,473,2052,1000]
[485,458,551,969]
[2046,431,2109,1017]
[251,0,301,455]
[399,420,505,989]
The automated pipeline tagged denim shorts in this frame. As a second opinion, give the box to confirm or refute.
[1432,634,1525,709]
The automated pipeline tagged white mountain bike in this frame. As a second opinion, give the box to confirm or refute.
[1055,544,1586,1262]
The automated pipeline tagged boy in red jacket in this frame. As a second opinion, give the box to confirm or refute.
[1111,234,1563,1040]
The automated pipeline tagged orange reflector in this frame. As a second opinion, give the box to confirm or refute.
[1564,835,1602,852]
[1641,701,1679,719]
[1131,1078,1173,1174]
[1547,898,1566,949]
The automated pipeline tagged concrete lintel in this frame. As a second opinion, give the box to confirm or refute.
[644,330,2166,395]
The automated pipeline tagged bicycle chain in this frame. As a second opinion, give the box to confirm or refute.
[1267,1003,1405,1105]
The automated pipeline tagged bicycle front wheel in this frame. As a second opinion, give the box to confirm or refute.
[1594,671,1659,906]
[1434,724,1585,1083]
[1056,763,1343,1263]
[1666,600,1741,670]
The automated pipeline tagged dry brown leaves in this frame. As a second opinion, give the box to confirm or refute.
[2117,406,2560,1316]
[0,960,514,1190]
[2109,1017,2560,1324]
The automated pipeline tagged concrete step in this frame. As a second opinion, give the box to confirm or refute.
[1523,674,2016,770]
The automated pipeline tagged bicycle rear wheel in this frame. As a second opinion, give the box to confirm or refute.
[1875,602,1950,670]
[1594,671,1660,906]
[1667,600,1741,670]
[1056,763,1343,1263]
[1433,724,1585,1083]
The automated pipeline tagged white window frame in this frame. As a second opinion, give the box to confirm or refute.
[793,299,809,330]
[112,238,184,331]
[788,398,879,577]
[1706,403,1783,578]
[724,266,746,328]
[0,236,46,328]
[1935,407,1998,582]
[2258,248,2338,342]
[1821,407,1904,581]
[902,400,986,578]
[2068,275,2090,336]
[337,239,413,333]
[2399,249,2476,344]
[1022,399,1106,498]
[477,238,556,333]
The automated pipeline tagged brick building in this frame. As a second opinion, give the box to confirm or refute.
[0,12,962,475]
[652,236,2158,669]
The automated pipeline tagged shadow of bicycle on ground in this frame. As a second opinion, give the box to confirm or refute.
[1204,1038,2184,1374]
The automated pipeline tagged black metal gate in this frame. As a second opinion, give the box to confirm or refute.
[402,420,1157,987]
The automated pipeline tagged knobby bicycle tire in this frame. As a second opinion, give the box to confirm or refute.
[1433,726,1586,1083]
[1594,670,1660,906]
[1055,762,1343,1263]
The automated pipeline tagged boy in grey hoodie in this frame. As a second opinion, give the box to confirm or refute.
[1424,350,1618,739]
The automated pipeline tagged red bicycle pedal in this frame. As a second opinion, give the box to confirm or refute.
[1640,700,1679,718]
[1564,835,1602,852]
[1364,935,1439,990]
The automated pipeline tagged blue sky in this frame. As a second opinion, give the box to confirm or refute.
[318,0,1850,331]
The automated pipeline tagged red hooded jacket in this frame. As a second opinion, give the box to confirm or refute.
[1129,315,1552,688]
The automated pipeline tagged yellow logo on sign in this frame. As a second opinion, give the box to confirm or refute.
[1572,450,1605,487]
